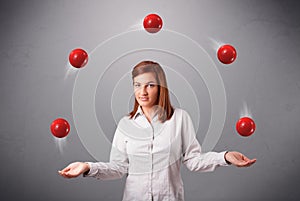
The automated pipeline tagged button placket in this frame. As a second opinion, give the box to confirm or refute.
[149,123,154,199]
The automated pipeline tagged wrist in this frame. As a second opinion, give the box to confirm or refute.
[83,162,90,175]
[224,151,232,165]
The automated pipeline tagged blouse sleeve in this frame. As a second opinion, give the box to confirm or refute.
[84,122,129,180]
[181,110,229,172]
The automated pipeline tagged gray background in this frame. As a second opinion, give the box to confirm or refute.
[1,0,300,200]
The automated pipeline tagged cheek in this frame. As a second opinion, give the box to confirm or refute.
[134,90,139,99]
[151,88,159,98]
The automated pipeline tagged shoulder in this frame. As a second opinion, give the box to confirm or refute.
[171,107,192,123]
[173,107,190,117]
[120,114,131,122]
[113,115,133,138]
[117,115,132,127]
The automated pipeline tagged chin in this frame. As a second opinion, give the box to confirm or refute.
[139,103,149,107]
[138,101,152,108]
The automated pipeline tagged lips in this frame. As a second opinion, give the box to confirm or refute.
[140,97,149,101]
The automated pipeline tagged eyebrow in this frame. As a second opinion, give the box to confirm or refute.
[133,81,157,84]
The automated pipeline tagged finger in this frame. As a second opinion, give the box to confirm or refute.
[249,159,257,164]
[236,162,248,167]
[59,172,70,178]
[245,159,256,165]
[58,170,68,176]
[60,167,70,173]
[63,173,73,179]
[60,171,75,179]
[65,169,81,177]
[242,155,251,161]
[66,172,80,178]
[238,159,256,167]
[61,167,72,173]
[236,158,254,167]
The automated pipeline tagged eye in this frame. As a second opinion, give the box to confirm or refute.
[134,83,141,88]
[147,83,156,88]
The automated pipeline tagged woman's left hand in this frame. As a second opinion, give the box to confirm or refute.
[225,151,256,167]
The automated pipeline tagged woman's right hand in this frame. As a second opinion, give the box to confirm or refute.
[58,162,90,179]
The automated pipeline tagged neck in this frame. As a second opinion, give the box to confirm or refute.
[141,106,155,122]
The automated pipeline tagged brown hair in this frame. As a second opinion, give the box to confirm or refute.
[129,61,174,122]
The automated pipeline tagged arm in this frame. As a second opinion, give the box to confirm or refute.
[180,110,256,171]
[59,125,129,180]
[84,127,129,180]
[224,151,256,167]
[181,110,229,172]
[58,162,90,179]
[182,137,229,172]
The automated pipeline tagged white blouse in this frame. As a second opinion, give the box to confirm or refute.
[85,107,228,201]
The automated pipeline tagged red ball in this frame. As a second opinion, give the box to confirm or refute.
[69,48,88,68]
[236,117,256,137]
[217,44,237,64]
[50,118,70,138]
[143,14,163,33]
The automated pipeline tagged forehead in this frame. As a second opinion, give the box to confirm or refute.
[133,72,156,83]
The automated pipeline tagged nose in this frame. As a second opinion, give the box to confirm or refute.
[140,85,148,95]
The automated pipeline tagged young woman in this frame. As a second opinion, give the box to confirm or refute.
[59,61,256,201]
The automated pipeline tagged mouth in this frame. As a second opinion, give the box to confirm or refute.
[140,97,149,101]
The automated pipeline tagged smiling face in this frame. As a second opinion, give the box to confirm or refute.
[133,72,159,110]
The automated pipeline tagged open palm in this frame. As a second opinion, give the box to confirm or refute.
[58,162,89,179]
[225,151,256,167]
